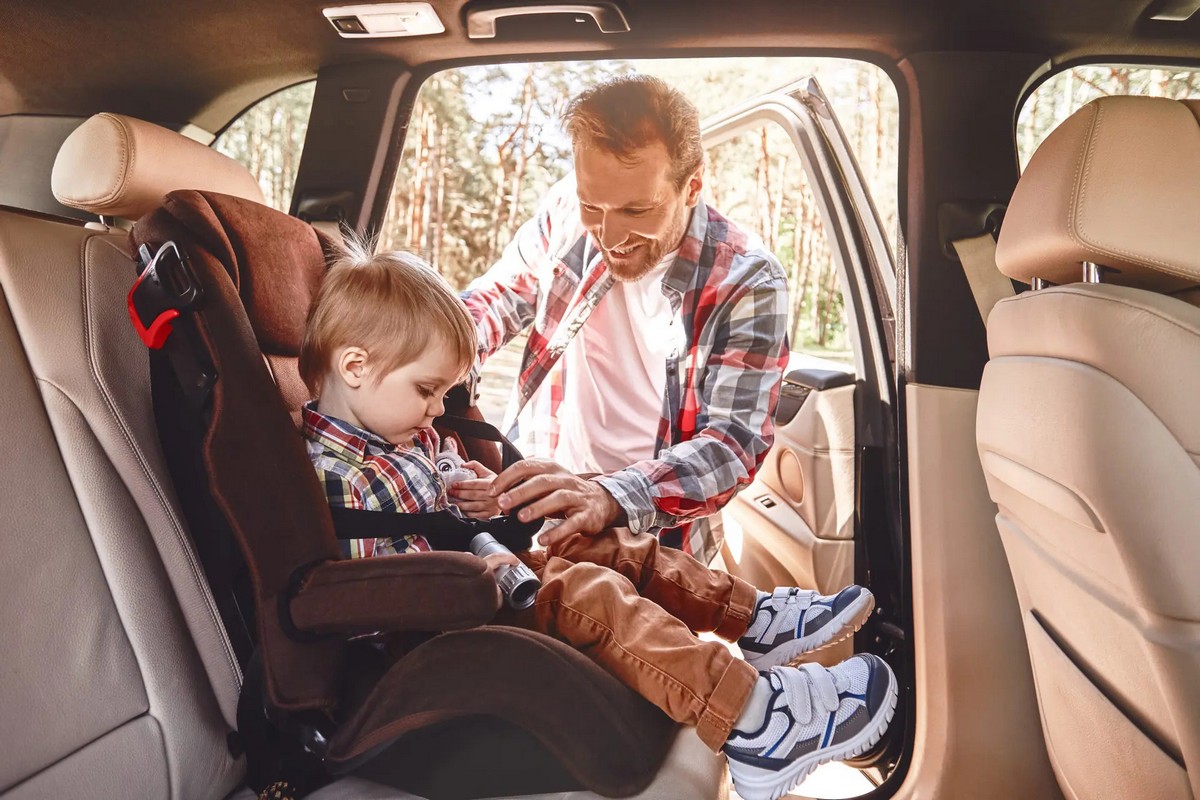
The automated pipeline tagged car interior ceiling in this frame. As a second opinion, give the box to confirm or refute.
[5,0,1196,389]
[3,1,1200,799]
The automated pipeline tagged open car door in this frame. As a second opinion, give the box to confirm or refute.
[704,78,902,675]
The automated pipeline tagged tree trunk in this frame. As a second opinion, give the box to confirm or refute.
[504,67,538,243]
[432,124,447,271]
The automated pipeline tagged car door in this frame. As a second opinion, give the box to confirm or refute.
[703,77,900,666]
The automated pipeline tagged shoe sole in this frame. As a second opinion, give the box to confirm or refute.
[745,591,876,670]
[729,659,899,800]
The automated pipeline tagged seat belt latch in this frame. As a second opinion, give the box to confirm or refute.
[127,241,203,349]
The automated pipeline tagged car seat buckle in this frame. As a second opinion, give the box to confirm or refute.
[128,241,203,349]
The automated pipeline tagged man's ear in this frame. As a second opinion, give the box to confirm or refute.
[335,346,370,390]
[684,162,704,208]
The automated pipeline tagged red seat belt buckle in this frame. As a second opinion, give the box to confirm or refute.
[127,241,202,350]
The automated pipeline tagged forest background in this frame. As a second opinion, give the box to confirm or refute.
[217,61,1195,416]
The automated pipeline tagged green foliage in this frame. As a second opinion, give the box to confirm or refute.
[1018,65,1200,168]
[214,82,315,212]
[214,58,907,358]
[380,58,899,357]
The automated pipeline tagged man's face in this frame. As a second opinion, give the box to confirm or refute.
[574,140,702,282]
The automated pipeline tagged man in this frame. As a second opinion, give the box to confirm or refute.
[453,75,789,565]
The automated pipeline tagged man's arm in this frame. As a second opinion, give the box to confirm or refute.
[491,267,789,548]
[593,270,789,534]
[459,214,544,365]
[460,172,583,366]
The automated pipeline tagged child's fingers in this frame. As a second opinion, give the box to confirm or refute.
[448,484,489,503]
[482,552,521,572]
[456,497,498,515]
[449,478,493,497]
[463,460,496,478]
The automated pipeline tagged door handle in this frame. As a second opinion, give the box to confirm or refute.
[464,1,630,38]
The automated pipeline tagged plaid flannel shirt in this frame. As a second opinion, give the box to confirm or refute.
[461,175,789,563]
[302,401,456,558]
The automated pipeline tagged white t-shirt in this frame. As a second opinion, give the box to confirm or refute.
[551,251,678,474]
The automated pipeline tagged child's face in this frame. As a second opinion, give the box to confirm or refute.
[347,339,464,445]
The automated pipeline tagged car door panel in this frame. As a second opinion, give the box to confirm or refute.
[721,378,856,596]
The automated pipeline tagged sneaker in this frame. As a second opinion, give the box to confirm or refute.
[738,586,875,669]
[724,655,898,800]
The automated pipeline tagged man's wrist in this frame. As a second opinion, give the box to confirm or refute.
[591,472,652,533]
[582,474,627,528]
[601,485,628,527]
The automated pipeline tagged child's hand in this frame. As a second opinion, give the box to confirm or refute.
[449,461,502,520]
[481,551,521,575]
[481,550,522,607]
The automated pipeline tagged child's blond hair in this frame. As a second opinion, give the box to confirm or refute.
[298,238,477,397]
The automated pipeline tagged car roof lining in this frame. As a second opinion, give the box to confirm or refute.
[2,0,1200,132]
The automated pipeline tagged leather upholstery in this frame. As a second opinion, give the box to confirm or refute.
[979,96,1200,800]
[0,110,726,798]
[996,96,1200,293]
[0,209,243,798]
[51,113,265,218]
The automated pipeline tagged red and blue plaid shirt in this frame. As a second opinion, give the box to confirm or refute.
[302,401,455,559]
[462,176,789,563]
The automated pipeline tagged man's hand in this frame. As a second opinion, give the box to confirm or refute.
[489,458,625,548]
[448,461,502,520]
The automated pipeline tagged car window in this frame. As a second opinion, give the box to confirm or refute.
[380,59,898,420]
[1018,65,1200,169]
[213,81,316,212]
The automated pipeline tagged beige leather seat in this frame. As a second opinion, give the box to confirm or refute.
[0,112,721,799]
[977,95,1200,800]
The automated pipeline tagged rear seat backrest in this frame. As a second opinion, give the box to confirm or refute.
[0,216,243,796]
[0,115,268,798]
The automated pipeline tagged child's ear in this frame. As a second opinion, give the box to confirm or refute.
[336,347,370,389]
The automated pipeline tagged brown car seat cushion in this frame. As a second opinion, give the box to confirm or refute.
[131,190,677,795]
[329,626,677,797]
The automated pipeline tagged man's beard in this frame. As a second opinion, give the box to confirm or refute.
[603,213,687,283]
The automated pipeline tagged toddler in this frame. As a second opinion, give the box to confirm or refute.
[297,243,898,800]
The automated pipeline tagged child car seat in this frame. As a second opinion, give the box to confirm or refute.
[128,188,677,798]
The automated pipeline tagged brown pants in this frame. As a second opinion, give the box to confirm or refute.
[496,528,760,751]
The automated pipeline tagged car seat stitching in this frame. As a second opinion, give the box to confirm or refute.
[1066,101,1099,255]
[1068,102,1200,281]
[81,232,242,691]
[1000,285,1200,338]
[96,113,133,207]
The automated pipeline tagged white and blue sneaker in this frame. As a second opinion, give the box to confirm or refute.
[724,655,898,800]
[737,586,875,669]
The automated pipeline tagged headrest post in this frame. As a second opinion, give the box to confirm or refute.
[1082,261,1103,284]
[1031,278,1048,291]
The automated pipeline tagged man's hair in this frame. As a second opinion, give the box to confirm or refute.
[298,237,477,397]
[563,75,703,187]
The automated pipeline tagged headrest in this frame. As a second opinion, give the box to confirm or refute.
[996,95,1200,293]
[51,113,266,219]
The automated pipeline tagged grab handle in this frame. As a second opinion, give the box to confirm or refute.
[464,1,629,38]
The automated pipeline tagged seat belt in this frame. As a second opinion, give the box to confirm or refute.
[951,232,1015,324]
[328,413,542,553]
